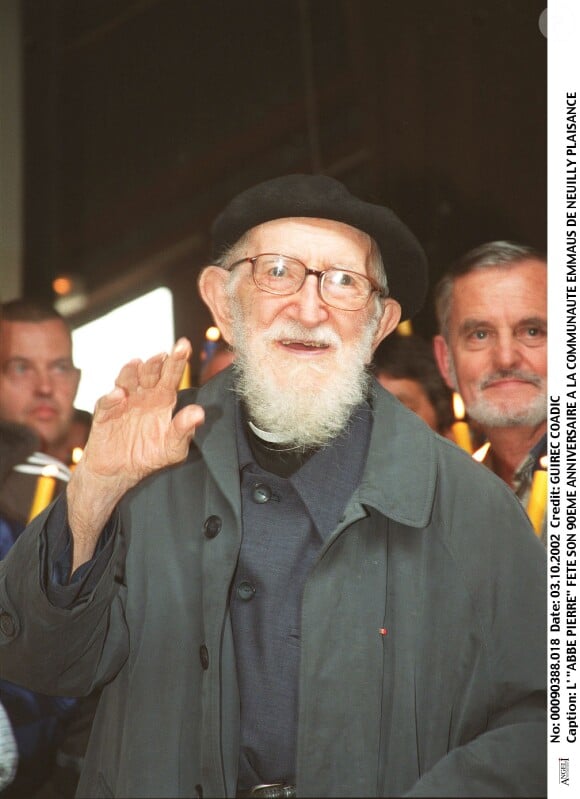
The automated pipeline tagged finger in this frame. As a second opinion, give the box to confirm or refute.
[172,403,205,441]
[159,338,192,390]
[139,353,167,389]
[93,386,127,415]
[115,359,142,393]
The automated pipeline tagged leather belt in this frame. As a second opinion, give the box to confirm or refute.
[237,783,296,798]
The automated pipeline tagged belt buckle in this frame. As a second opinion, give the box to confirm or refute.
[247,783,295,798]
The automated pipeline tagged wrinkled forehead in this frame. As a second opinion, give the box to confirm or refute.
[451,259,547,318]
[245,216,373,261]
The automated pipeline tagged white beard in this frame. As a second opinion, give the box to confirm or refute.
[230,302,379,449]
[466,391,547,427]
[448,359,547,428]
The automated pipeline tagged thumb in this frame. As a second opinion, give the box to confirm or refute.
[173,403,205,442]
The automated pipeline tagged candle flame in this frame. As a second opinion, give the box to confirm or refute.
[472,442,491,462]
[42,464,60,478]
[452,392,466,421]
[539,455,548,470]
[72,447,84,465]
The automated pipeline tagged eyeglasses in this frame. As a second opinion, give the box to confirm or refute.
[228,253,386,312]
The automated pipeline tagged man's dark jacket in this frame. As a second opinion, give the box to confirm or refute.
[0,369,547,797]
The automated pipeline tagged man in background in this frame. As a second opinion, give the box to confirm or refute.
[373,334,453,435]
[0,299,84,525]
[0,298,94,799]
[433,241,547,540]
[0,299,81,465]
[199,339,234,385]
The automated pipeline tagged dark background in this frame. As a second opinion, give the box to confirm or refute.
[21,0,547,375]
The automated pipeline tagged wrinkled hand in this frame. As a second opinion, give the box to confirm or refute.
[67,338,205,569]
[83,337,203,486]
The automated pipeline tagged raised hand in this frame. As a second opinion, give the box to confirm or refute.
[84,338,203,483]
[67,338,205,570]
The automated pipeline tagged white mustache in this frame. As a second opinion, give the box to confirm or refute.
[479,369,543,390]
[263,320,342,348]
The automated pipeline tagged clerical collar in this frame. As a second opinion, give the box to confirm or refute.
[238,399,373,480]
[244,417,317,476]
[247,420,297,447]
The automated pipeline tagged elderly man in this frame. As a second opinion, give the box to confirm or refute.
[433,242,547,540]
[0,176,546,798]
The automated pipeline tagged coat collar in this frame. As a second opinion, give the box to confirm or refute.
[176,367,241,522]
[358,382,437,527]
[179,368,438,529]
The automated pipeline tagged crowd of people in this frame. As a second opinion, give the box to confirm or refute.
[0,174,547,797]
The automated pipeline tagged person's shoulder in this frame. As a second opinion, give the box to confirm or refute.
[0,421,40,481]
[428,430,546,572]
[432,430,519,500]
[373,384,536,531]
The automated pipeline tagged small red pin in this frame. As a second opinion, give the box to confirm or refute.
[379,628,388,636]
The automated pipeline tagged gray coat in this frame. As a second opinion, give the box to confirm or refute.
[0,370,547,797]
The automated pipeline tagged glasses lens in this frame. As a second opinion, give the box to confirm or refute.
[321,269,372,310]
[253,255,304,294]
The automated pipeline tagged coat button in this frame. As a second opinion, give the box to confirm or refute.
[237,581,256,601]
[199,644,209,670]
[252,483,272,503]
[0,612,15,638]
[203,515,222,539]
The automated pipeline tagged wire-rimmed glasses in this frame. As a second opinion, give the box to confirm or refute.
[228,253,385,311]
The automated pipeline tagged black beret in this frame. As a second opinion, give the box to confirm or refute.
[210,174,428,320]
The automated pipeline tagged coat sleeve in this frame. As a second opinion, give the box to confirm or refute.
[0,494,129,698]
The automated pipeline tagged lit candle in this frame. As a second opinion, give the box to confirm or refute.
[527,456,548,536]
[451,393,473,454]
[178,361,191,390]
[28,465,59,523]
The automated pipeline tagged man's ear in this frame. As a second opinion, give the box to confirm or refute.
[371,298,402,352]
[433,334,455,390]
[198,266,234,345]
